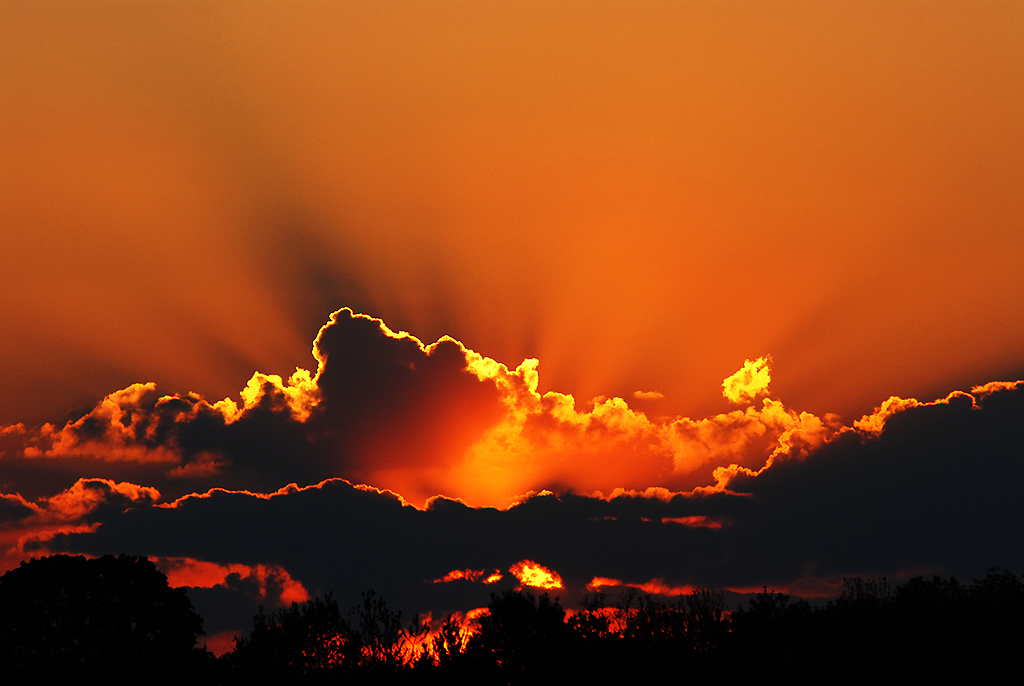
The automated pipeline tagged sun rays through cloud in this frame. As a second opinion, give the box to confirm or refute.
[1,1,1022,658]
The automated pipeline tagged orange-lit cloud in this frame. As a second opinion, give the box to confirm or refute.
[722,356,772,405]
[0,477,159,528]
[154,556,309,605]
[587,577,695,597]
[425,344,836,505]
[0,478,160,574]
[0,311,840,508]
[42,478,160,521]
[850,390,980,437]
[28,372,1022,647]
[2,308,1015,515]
[25,384,180,464]
[0,309,1022,642]
[971,380,1024,399]
[508,560,564,590]
[433,569,503,584]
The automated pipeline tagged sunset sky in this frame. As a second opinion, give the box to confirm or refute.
[2,0,1023,653]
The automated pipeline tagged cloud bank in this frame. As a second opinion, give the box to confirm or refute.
[1,309,1022,637]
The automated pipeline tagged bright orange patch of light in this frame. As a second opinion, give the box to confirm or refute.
[434,569,477,583]
[466,607,490,621]
[432,568,503,584]
[508,559,563,590]
[154,556,309,604]
[586,577,622,591]
[403,610,487,665]
[721,356,772,404]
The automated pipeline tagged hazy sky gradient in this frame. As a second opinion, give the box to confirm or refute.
[4,1,1022,427]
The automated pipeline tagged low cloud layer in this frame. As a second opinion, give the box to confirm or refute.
[1,310,1022,636]
[40,378,1024,614]
[0,310,840,508]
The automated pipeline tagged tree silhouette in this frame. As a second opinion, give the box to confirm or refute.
[0,554,206,678]
[468,589,570,684]
[353,589,406,672]
[230,593,358,680]
[728,587,813,679]
[428,613,469,665]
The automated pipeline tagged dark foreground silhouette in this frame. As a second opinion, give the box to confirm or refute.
[3,555,1024,683]
[0,554,212,680]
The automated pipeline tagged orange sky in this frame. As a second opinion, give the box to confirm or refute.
[3,1,1022,429]
[3,2,1024,650]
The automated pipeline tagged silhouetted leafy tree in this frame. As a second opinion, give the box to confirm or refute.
[468,589,570,684]
[728,587,813,679]
[724,571,1024,680]
[832,576,892,610]
[230,593,358,682]
[603,587,726,678]
[411,613,474,685]
[961,568,1024,675]
[353,589,406,673]
[229,589,420,683]
[429,613,469,665]
[222,570,1024,683]
[566,591,611,642]
[0,554,206,679]
[684,587,728,655]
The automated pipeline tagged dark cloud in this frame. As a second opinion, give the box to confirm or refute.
[40,381,1024,634]
[0,309,506,503]
[719,385,1024,584]
[2,308,1023,638]
[308,308,505,485]
[0,494,35,524]
[0,308,851,508]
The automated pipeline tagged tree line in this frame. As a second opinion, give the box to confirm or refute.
[2,555,1023,683]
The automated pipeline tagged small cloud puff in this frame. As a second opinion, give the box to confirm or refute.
[722,356,772,404]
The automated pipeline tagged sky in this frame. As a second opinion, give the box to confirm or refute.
[2,0,1023,653]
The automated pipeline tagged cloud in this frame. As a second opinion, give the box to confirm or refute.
[433,569,503,584]
[41,479,160,522]
[0,311,838,508]
[0,477,159,528]
[2,308,1023,639]
[587,577,695,597]
[28,384,181,463]
[154,556,310,606]
[722,356,772,404]
[33,378,1024,636]
[509,560,564,590]
[0,478,161,573]
[0,494,36,524]
[0,309,507,502]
